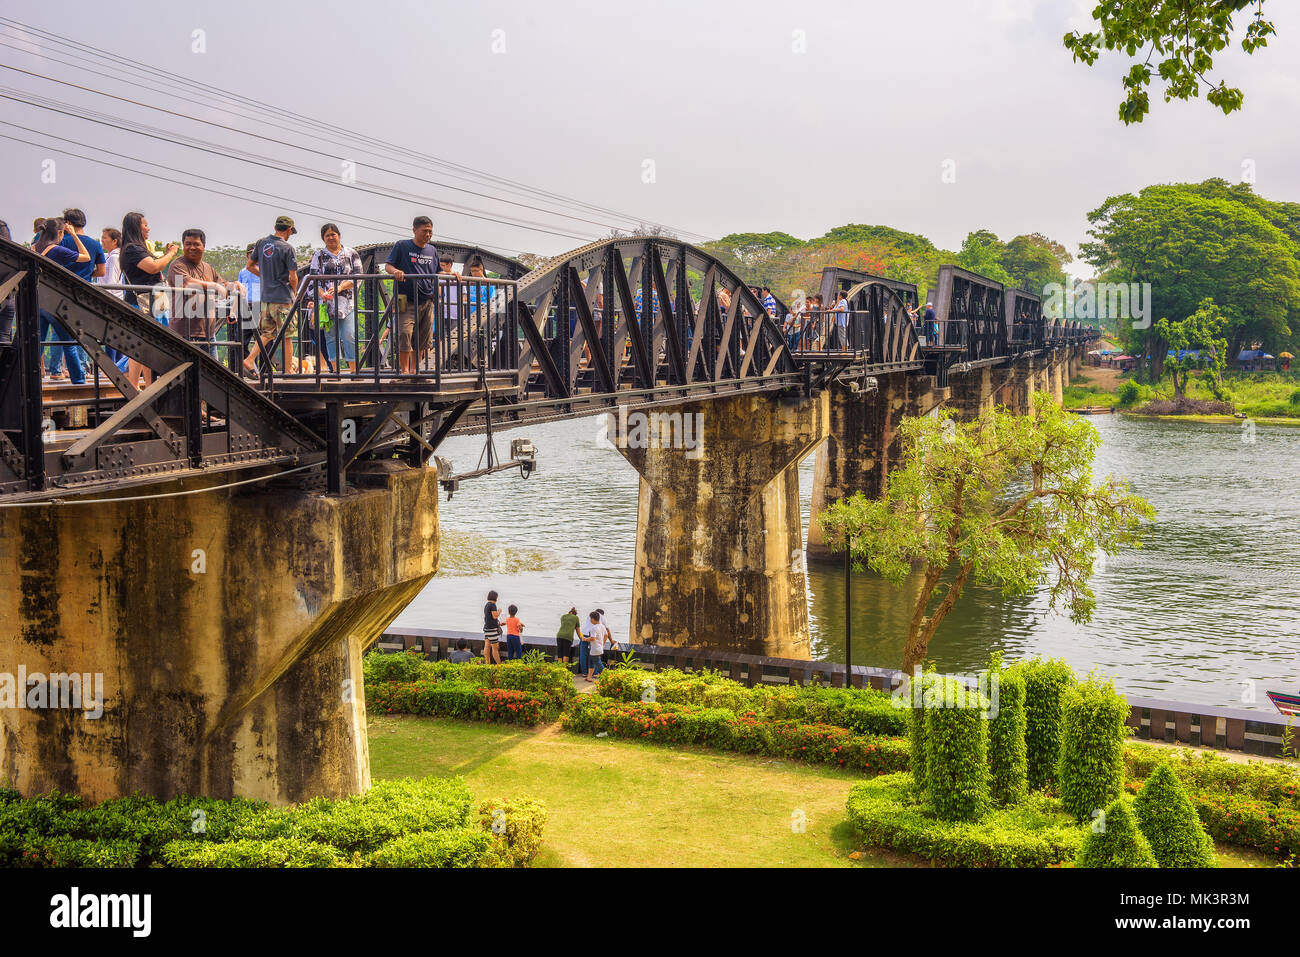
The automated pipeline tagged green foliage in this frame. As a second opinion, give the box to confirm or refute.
[362,648,424,683]
[1075,798,1157,868]
[1156,298,1229,399]
[821,397,1154,675]
[369,828,500,868]
[908,685,929,798]
[1057,677,1129,821]
[1006,658,1076,792]
[2,775,541,869]
[1063,1,1276,123]
[478,797,548,867]
[923,679,991,822]
[1123,743,1300,810]
[954,229,1013,285]
[988,661,1029,806]
[1116,379,1151,407]
[1133,764,1217,867]
[846,774,1085,867]
[163,838,348,868]
[364,656,575,722]
[1192,791,1300,859]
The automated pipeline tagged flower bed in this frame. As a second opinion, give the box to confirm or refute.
[561,695,908,774]
[0,777,545,869]
[362,656,575,725]
[593,666,908,736]
[846,773,1086,867]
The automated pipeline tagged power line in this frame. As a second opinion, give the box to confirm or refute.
[0,17,705,240]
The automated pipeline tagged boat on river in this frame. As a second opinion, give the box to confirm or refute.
[1266,690,1300,716]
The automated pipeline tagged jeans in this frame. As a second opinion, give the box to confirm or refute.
[39,311,84,383]
[323,309,357,365]
[578,641,589,675]
[506,634,522,660]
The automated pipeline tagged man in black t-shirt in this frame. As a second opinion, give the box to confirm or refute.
[384,215,439,374]
[243,216,300,374]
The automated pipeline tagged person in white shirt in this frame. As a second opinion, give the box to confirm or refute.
[833,294,849,349]
[99,227,124,298]
[580,611,607,683]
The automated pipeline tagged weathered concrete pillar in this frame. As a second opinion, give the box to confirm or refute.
[947,365,997,420]
[618,392,828,657]
[807,373,946,559]
[0,463,439,804]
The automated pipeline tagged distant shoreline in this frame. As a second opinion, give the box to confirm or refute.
[1118,410,1300,427]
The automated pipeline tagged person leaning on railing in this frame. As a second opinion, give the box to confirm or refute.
[167,227,244,362]
[308,223,362,373]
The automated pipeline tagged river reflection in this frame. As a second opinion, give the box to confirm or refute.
[393,412,1300,709]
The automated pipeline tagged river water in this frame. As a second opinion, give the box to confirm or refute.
[392,412,1300,710]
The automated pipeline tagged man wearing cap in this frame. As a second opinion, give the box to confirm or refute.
[383,215,439,374]
[244,215,300,374]
[923,301,938,343]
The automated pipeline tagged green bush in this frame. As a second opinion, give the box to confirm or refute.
[362,648,424,684]
[18,836,140,868]
[1058,677,1129,821]
[1123,745,1300,811]
[1075,798,1157,868]
[1192,791,1300,859]
[163,838,347,868]
[908,679,929,798]
[1006,658,1075,791]
[924,679,991,822]
[1133,763,1216,867]
[988,666,1028,806]
[478,797,548,867]
[846,774,1084,867]
[1117,379,1144,406]
[369,829,500,868]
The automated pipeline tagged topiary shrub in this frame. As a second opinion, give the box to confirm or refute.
[362,648,424,684]
[923,678,991,822]
[907,672,930,799]
[478,797,547,867]
[1058,676,1129,821]
[988,663,1028,806]
[1006,658,1075,792]
[1133,763,1216,867]
[1075,797,1157,868]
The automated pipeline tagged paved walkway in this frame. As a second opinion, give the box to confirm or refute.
[1132,737,1297,766]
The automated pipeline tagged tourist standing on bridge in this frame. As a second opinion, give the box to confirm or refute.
[243,216,300,375]
[120,212,179,387]
[98,227,123,297]
[308,224,362,374]
[761,285,778,320]
[168,229,241,360]
[34,218,89,384]
[384,216,439,375]
[482,589,503,665]
[923,301,938,343]
[832,292,849,349]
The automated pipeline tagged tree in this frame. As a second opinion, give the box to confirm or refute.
[1082,182,1300,380]
[1133,763,1217,867]
[1063,1,1277,124]
[1000,233,1072,295]
[711,231,805,269]
[818,395,1154,676]
[954,230,1013,285]
[1156,298,1229,399]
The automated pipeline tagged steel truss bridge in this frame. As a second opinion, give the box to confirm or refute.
[0,236,1093,502]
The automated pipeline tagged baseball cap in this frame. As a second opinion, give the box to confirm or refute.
[275,215,297,234]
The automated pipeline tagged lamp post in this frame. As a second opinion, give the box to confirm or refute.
[844,537,852,689]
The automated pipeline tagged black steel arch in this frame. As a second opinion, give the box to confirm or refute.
[509,237,797,400]
[838,279,922,366]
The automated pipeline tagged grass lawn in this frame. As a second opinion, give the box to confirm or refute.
[367,714,894,867]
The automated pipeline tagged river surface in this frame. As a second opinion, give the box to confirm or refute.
[392,413,1300,710]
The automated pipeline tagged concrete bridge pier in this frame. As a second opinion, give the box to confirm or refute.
[806,373,947,560]
[0,463,440,805]
[618,391,829,657]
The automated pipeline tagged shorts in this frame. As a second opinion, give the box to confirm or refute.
[556,637,573,659]
[259,301,293,339]
[398,296,434,355]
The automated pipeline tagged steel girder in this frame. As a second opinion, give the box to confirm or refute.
[0,237,325,502]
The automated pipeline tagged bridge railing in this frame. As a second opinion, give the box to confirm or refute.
[913,318,969,350]
[252,273,520,393]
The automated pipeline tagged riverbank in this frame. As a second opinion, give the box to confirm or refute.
[1118,410,1300,427]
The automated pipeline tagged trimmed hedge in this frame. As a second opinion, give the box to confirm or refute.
[1007,658,1075,791]
[988,666,1028,806]
[1190,791,1300,859]
[363,657,575,723]
[1133,763,1216,867]
[1057,677,1128,821]
[846,773,1085,867]
[1,776,545,869]
[924,678,991,822]
[593,667,908,736]
[562,695,909,774]
[1076,798,1157,868]
[1123,744,1300,811]
[478,797,548,867]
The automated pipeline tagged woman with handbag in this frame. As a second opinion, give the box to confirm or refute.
[309,224,362,373]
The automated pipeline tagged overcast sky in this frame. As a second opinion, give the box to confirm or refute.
[2,0,1297,279]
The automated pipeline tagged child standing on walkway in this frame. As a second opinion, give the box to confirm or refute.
[504,604,525,660]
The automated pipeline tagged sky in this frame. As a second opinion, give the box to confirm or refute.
[1,0,1297,280]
